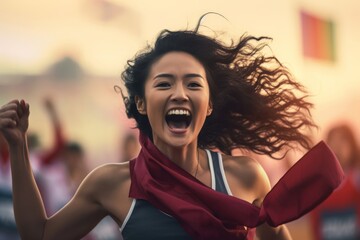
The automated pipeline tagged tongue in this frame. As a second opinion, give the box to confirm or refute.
[168,120,187,129]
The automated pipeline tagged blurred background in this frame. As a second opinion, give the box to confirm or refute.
[1,0,360,239]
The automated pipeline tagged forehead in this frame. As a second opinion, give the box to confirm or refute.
[147,51,206,78]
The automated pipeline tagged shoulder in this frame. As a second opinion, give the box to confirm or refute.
[78,161,131,201]
[221,154,271,206]
[88,161,131,183]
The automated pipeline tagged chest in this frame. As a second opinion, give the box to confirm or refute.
[121,199,192,240]
[120,150,233,238]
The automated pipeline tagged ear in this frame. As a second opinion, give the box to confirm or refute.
[207,101,213,116]
[135,96,146,115]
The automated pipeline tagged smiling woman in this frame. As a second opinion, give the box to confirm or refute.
[116,15,343,240]
[0,14,344,240]
[135,51,212,153]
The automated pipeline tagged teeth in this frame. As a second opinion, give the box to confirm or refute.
[168,109,190,116]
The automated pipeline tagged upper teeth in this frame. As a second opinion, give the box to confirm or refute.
[168,109,190,116]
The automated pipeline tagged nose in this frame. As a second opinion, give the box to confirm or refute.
[171,83,188,102]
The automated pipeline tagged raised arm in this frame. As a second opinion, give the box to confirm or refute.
[40,98,66,166]
[0,100,108,240]
[0,99,47,239]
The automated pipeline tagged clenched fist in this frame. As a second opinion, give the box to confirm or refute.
[0,99,30,145]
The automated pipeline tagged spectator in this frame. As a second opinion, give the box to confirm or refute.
[309,123,360,240]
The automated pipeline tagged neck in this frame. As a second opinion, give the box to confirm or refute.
[154,140,200,176]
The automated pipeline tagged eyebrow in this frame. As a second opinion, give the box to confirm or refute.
[153,73,205,80]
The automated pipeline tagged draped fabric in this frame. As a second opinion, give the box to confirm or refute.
[129,133,344,240]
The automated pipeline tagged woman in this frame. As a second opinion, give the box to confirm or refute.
[0,16,343,240]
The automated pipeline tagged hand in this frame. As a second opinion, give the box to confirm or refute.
[0,99,30,145]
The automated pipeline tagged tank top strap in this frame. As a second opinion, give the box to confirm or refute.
[205,150,233,196]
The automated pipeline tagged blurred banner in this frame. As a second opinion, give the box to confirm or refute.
[300,9,336,62]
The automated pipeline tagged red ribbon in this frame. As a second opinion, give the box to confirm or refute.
[129,133,344,240]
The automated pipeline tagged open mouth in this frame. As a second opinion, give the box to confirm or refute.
[165,109,192,130]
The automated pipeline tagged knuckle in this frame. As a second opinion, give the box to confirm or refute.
[9,110,17,115]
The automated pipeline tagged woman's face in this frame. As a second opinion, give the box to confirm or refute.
[327,131,353,169]
[136,51,212,150]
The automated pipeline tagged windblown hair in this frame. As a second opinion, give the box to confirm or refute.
[121,19,316,158]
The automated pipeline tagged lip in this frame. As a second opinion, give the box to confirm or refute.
[168,127,188,134]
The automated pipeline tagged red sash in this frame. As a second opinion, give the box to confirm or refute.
[129,133,344,240]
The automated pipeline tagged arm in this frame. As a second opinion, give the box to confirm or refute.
[11,129,52,239]
[0,100,107,240]
[0,99,46,239]
[224,155,292,240]
[40,98,66,166]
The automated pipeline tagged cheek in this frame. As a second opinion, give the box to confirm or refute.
[146,94,163,114]
[144,94,165,126]
[199,91,211,108]
[194,96,211,119]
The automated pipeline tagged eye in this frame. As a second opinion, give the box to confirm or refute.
[188,82,202,89]
[155,82,171,89]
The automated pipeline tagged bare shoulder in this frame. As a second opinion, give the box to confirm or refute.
[222,154,265,186]
[222,154,271,206]
[87,161,131,185]
[222,154,260,174]
[77,161,133,224]
[79,161,131,201]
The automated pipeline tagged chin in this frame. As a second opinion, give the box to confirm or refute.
[166,136,192,148]
[156,133,195,150]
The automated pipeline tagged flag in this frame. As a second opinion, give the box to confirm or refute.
[300,10,336,61]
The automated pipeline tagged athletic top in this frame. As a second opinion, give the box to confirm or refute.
[121,150,233,240]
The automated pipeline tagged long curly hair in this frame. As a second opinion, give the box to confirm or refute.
[120,16,316,158]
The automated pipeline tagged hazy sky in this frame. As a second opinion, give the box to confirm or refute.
[1,0,359,77]
[1,0,360,140]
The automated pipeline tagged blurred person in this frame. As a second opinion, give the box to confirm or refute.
[326,124,360,178]
[29,97,66,167]
[0,14,344,240]
[40,142,87,215]
[309,123,360,240]
[62,142,88,190]
[41,141,121,240]
[36,100,121,240]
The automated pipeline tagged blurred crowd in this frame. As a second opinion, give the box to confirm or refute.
[0,98,140,240]
[0,98,359,240]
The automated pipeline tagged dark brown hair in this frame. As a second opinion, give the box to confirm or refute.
[120,16,316,158]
